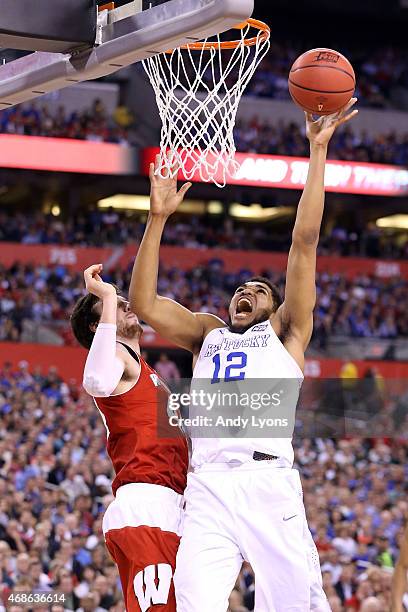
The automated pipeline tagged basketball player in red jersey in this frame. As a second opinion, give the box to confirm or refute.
[70,265,189,612]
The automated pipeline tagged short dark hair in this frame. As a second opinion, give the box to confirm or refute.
[71,285,122,349]
[244,276,283,312]
[70,293,101,349]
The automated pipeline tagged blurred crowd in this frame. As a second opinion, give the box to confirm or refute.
[294,437,408,612]
[1,93,408,168]
[0,260,407,346]
[0,99,134,145]
[0,361,407,611]
[0,361,125,611]
[234,117,408,166]
[0,209,407,260]
[312,270,407,347]
[246,42,408,109]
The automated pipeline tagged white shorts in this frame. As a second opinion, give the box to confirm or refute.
[103,484,184,612]
[174,463,330,612]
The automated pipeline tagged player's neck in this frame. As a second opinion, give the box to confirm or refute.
[116,334,141,355]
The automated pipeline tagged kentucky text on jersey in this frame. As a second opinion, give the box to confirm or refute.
[204,333,271,357]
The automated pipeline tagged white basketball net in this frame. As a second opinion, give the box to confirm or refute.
[142,21,270,188]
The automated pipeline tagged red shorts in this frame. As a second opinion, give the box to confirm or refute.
[103,483,184,612]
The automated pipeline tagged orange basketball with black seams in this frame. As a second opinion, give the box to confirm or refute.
[288,48,356,115]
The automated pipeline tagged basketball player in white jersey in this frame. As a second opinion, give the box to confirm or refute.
[130,99,358,611]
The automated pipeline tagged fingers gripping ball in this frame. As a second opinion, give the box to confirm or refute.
[288,48,355,115]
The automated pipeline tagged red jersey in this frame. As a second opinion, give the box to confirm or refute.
[94,350,188,497]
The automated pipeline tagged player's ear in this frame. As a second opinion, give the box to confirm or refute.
[89,322,98,333]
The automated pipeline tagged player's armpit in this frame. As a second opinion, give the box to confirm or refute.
[194,312,226,348]
[142,297,224,353]
[278,239,317,351]
[109,345,141,395]
[278,327,309,374]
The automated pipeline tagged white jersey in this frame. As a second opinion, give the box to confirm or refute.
[191,320,304,469]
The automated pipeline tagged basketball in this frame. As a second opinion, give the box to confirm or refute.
[288,48,355,115]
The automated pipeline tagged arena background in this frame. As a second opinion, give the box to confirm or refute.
[0,0,407,610]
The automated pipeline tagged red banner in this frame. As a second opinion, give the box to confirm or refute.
[1,342,406,382]
[0,136,406,193]
[0,135,136,175]
[0,343,87,383]
[1,243,407,280]
[142,147,408,196]
[0,243,115,268]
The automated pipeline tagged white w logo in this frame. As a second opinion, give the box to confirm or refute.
[150,374,160,387]
[133,563,172,612]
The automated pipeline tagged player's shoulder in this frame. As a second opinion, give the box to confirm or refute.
[195,312,226,331]
[194,313,226,345]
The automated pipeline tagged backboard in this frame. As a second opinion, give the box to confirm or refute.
[0,0,96,53]
[0,0,254,109]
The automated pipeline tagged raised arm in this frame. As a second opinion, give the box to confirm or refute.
[129,156,224,353]
[278,99,358,365]
[82,264,137,397]
[391,526,408,612]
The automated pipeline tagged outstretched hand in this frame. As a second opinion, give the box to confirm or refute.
[306,97,358,148]
[149,154,192,219]
[84,264,116,300]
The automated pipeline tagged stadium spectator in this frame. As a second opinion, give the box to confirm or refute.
[154,353,181,383]
[334,563,357,604]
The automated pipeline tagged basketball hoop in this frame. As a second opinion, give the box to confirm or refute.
[142,18,271,188]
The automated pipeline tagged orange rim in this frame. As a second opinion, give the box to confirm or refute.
[166,18,270,53]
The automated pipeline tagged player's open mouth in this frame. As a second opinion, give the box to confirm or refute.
[236,297,253,316]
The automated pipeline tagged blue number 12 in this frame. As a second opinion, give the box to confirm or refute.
[211,352,247,384]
